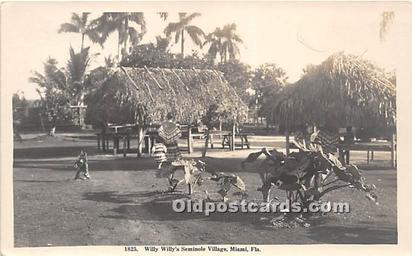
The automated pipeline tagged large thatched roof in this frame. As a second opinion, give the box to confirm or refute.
[86,66,248,125]
[269,53,396,130]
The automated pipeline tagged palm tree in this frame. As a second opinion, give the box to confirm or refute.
[29,58,69,136]
[66,46,96,107]
[164,13,205,57]
[379,11,395,42]
[204,23,243,63]
[58,12,102,50]
[158,12,168,21]
[204,27,224,63]
[92,12,146,61]
[220,23,243,63]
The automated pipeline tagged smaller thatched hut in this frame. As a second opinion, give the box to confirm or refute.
[86,66,248,127]
[268,53,396,164]
[270,52,396,131]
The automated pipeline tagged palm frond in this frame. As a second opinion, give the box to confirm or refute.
[58,23,80,33]
[185,25,205,46]
[158,12,168,21]
[232,34,243,43]
[182,12,201,24]
[81,12,90,27]
[70,13,85,31]
[163,22,182,36]
[128,12,145,25]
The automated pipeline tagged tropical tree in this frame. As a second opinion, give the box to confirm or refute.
[379,11,395,42]
[204,23,243,63]
[92,12,146,61]
[220,23,243,63]
[158,12,168,21]
[216,60,252,102]
[12,91,28,140]
[204,27,224,63]
[29,58,71,136]
[65,46,96,107]
[251,63,288,125]
[164,12,205,57]
[58,12,102,50]
[29,47,96,135]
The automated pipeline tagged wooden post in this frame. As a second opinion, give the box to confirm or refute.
[367,150,370,164]
[113,135,117,155]
[231,123,236,151]
[123,136,127,157]
[285,117,290,156]
[102,134,106,151]
[346,150,350,164]
[137,126,143,158]
[97,134,101,150]
[202,129,210,157]
[391,133,396,168]
[147,134,152,156]
[285,130,290,156]
[187,124,193,154]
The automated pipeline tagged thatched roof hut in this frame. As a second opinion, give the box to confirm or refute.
[270,53,396,130]
[86,66,248,126]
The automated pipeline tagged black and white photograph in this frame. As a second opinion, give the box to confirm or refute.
[1,1,411,255]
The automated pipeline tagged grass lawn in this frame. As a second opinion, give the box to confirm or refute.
[13,133,397,246]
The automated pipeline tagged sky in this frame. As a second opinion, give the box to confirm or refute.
[1,2,404,99]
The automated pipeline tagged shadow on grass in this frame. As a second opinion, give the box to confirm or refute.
[13,158,159,172]
[13,146,98,159]
[90,190,277,227]
[306,225,397,244]
[14,179,73,183]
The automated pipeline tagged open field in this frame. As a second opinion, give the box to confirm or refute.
[13,133,397,246]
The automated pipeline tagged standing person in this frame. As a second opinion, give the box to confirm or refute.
[157,113,182,190]
[157,112,182,162]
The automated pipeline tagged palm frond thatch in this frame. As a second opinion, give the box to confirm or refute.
[270,52,396,129]
[87,67,248,125]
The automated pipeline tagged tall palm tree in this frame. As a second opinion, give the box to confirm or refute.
[204,23,243,63]
[379,11,395,42]
[66,46,96,107]
[58,12,102,50]
[220,23,243,63]
[164,13,205,57]
[92,12,146,61]
[204,27,224,63]
[158,12,168,21]
[29,58,69,136]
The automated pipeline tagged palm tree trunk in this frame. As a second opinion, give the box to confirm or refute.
[224,48,228,63]
[181,29,185,58]
[49,114,57,137]
[123,17,129,56]
[81,33,85,51]
[117,31,121,62]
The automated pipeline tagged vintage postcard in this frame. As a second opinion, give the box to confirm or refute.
[1,1,411,256]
